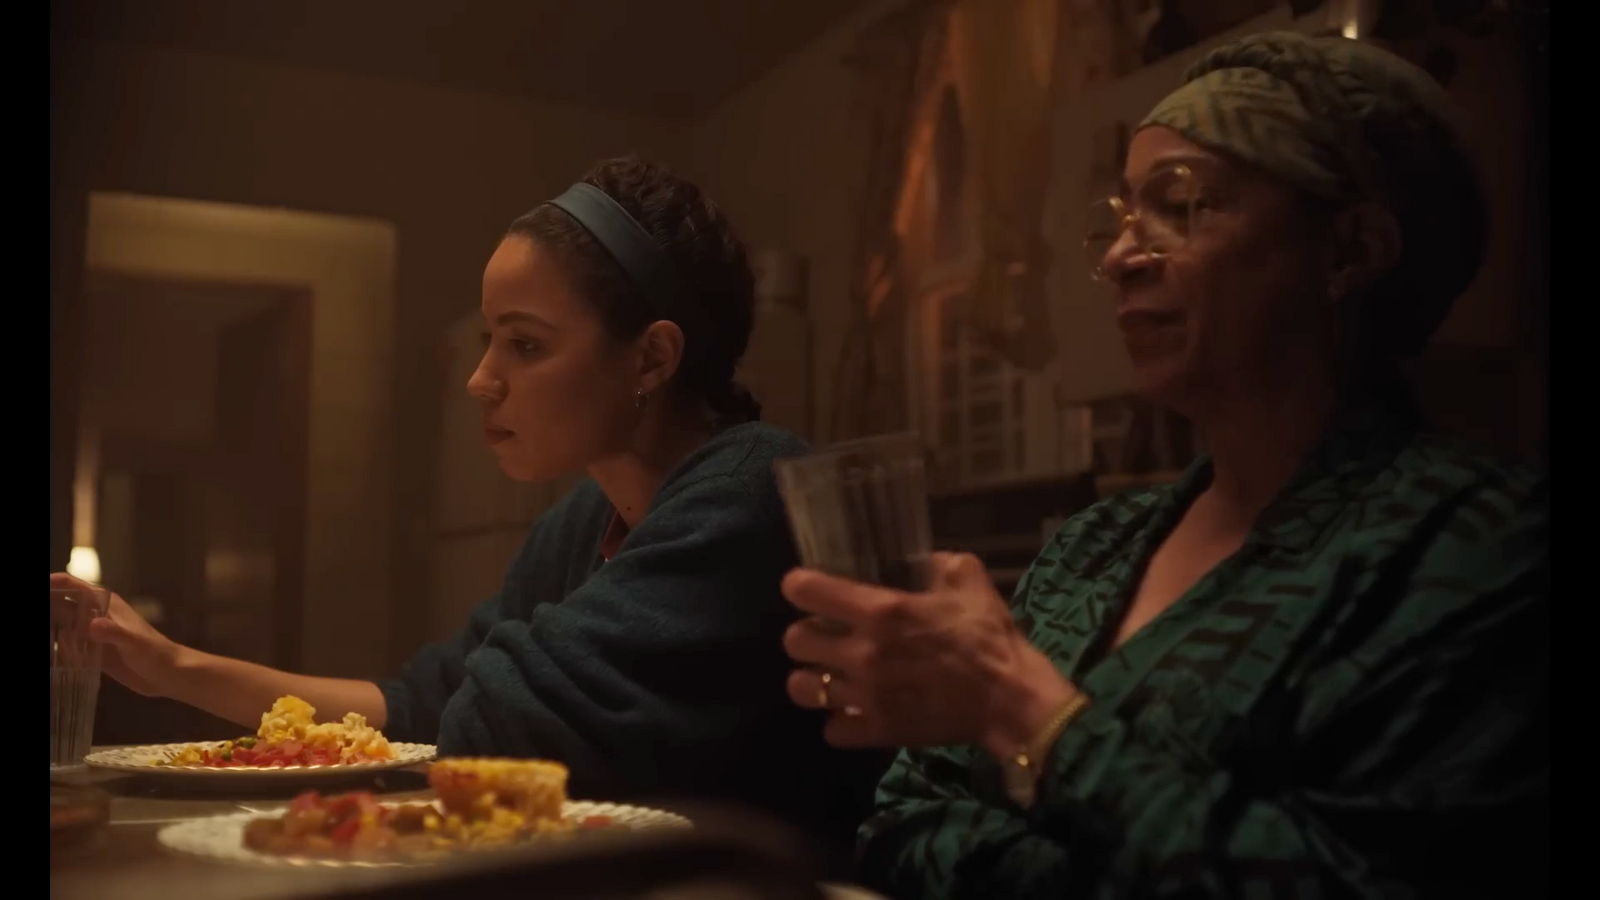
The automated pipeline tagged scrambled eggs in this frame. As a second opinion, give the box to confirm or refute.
[160,695,392,767]
[258,696,392,763]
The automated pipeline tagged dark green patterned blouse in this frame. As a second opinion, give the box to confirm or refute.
[858,398,1548,899]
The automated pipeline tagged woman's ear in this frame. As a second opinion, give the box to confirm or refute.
[1326,201,1404,302]
[635,320,686,396]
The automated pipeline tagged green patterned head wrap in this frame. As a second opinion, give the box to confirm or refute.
[1140,31,1486,356]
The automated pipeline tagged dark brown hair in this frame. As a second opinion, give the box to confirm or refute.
[507,156,761,426]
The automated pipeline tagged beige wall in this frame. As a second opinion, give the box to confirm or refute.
[673,0,909,444]
[54,37,682,669]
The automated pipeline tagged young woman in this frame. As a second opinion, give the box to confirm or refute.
[54,156,886,861]
[779,32,1547,898]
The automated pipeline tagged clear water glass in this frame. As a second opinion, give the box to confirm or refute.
[51,585,107,771]
[774,432,935,594]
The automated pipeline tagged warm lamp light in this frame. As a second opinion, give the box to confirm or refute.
[66,546,101,584]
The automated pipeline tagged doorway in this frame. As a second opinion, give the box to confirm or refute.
[83,273,311,744]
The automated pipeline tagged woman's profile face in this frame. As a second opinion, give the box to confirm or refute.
[1099,126,1338,415]
[468,235,640,482]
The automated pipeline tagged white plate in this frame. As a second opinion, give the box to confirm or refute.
[157,800,693,868]
[85,742,437,783]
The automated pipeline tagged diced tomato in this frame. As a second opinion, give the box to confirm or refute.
[194,738,378,770]
[329,815,362,846]
[324,793,362,820]
[283,805,329,837]
[579,816,614,829]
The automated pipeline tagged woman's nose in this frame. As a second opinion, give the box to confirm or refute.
[1100,227,1157,286]
[466,355,503,402]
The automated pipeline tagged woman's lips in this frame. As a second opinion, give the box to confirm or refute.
[484,427,514,445]
[1115,307,1183,330]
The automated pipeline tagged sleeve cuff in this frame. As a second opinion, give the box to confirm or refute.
[375,678,419,742]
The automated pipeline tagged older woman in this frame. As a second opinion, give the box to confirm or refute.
[780,33,1546,898]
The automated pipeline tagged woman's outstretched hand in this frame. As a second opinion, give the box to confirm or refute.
[50,573,181,698]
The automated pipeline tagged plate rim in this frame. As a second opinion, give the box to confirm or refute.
[84,741,437,777]
[156,800,693,869]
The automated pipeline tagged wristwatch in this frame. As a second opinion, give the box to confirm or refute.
[1001,692,1090,809]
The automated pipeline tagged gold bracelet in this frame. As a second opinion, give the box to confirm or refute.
[1014,692,1091,773]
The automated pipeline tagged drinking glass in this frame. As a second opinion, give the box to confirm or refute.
[50,585,107,771]
[774,432,935,597]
